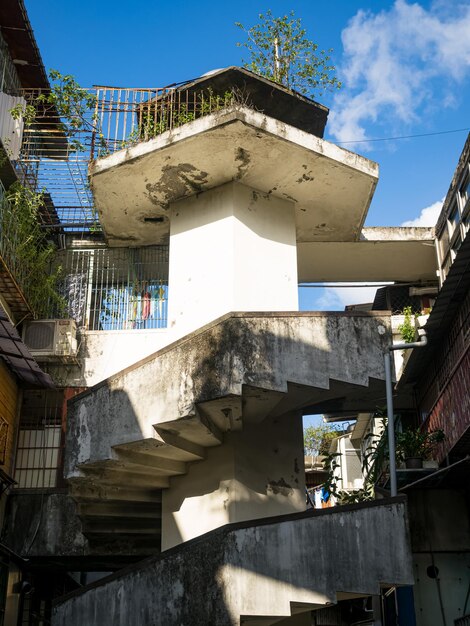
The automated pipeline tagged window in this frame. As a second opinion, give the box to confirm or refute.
[14,390,63,489]
[459,170,470,209]
[447,201,459,238]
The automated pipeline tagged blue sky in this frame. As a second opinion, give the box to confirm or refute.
[27,0,470,314]
[26,0,469,428]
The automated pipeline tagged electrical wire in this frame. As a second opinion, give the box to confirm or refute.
[333,127,470,145]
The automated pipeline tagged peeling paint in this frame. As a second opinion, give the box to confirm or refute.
[145,163,209,207]
[234,147,250,180]
[267,478,294,496]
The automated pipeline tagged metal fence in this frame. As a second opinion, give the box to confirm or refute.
[92,85,238,156]
[57,245,169,331]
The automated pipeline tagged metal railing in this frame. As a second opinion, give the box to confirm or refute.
[56,245,169,331]
[12,87,98,232]
[92,85,239,157]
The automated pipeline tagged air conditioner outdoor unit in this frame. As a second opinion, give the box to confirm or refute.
[22,319,78,359]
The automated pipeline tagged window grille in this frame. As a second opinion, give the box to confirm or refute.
[57,245,169,331]
[14,390,64,489]
[0,32,21,94]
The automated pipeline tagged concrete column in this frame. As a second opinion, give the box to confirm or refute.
[161,412,305,551]
[167,182,298,339]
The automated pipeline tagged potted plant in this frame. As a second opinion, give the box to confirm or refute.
[395,428,445,469]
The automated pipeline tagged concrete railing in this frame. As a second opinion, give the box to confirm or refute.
[52,497,413,626]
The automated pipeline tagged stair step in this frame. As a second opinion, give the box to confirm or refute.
[69,480,164,503]
[115,438,198,463]
[155,415,222,448]
[85,534,161,552]
[113,448,187,476]
[78,500,161,519]
[80,464,170,488]
[153,428,206,461]
[83,519,161,535]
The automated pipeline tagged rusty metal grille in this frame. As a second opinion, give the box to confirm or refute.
[56,245,169,330]
[7,88,98,233]
[14,390,64,489]
[92,86,238,156]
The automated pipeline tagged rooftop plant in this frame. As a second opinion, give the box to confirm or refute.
[236,10,341,97]
[398,306,417,343]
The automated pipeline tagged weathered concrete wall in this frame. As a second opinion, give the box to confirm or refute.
[407,488,470,626]
[168,182,298,338]
[46,329,169,388]
[52,498,413,626]
[2,492,88,557]
[161,412,305,550]
[65,311,392,478]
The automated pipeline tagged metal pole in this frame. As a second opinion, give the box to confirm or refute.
[384,331,427,498]
[384,351,398,497]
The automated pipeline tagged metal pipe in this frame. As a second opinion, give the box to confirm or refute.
[384,331,428,497]
[384,350,398,496]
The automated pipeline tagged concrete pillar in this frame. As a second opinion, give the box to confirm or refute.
[161,412,305,551]
[167,182,298,339]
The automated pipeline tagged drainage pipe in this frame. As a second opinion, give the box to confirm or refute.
[384,332,428,497]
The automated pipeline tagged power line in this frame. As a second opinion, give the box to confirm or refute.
[298,282,428,288]
[332,127,470,145]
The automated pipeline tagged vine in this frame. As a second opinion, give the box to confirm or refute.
[9,69,97,154]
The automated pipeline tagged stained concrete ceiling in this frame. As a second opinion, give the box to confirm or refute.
[90,106,378,247]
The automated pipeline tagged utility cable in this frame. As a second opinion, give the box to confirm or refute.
[333,127,470,145]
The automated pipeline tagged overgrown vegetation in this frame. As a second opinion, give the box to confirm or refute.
[398,306,416,343]
[320,415,388,505]
[236,10,341,97]
[1,183,65,318]
[10,69,96,154]
[126,88,238,148]
[395,428,445,462]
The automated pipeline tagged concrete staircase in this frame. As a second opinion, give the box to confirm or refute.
[52,498,414,626]
[69,417,219,551]
[66,312,395,553]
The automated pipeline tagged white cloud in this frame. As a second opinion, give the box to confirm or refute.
[401,197,444,226]
[314,283,387,310]
[330,0,470,146]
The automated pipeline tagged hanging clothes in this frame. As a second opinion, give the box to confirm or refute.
[142,290,151,321]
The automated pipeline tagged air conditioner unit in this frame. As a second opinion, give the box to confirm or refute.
[22,319,77,359]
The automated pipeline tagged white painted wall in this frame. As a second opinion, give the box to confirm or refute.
[162,412,305,550]
[47,329,169,387]
[167,182,298,340]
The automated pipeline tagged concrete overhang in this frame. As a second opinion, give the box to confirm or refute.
[298,227,437,282]
[90,106,378,247]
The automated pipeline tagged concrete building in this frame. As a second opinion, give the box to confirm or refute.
[0,2,468,624]
[319,136,470,624]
